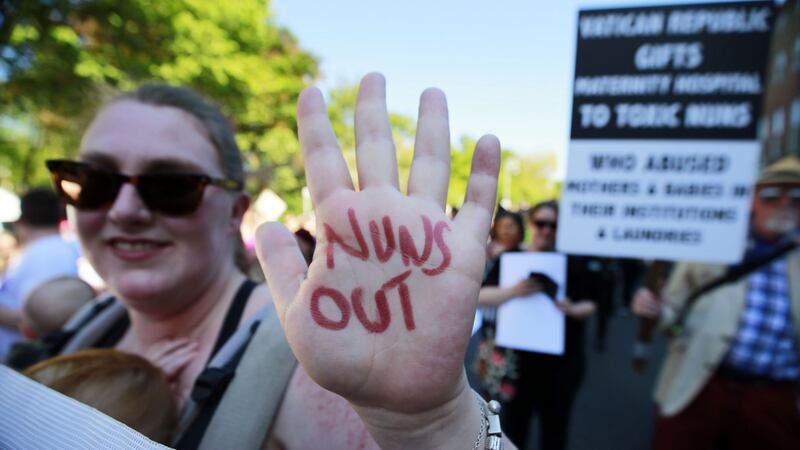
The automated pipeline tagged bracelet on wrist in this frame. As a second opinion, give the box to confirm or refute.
[472,392,504,450]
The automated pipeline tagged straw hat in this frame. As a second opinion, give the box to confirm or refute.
[757,155,800,185]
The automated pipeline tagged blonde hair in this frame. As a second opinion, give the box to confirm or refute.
[24,349,178,444]
[109,84,244,183]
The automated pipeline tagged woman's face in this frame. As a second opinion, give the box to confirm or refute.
[76,100,245,313]
[529,206,558,252]
[494,216,523,248]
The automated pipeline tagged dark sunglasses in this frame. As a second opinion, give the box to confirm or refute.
[533,220,557,230]
[45,159,243,216]
[757,186,800,204]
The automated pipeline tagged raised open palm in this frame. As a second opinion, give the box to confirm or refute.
[256,73,500,432]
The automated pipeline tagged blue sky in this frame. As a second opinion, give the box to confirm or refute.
[271,0,762,176]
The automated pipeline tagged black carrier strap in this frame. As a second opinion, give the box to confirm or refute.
[175,279,259,449]
[176,321,259,450]
[671,235,799,336]
[207,279,257,362]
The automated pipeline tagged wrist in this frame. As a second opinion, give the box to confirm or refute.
[351,373,483,450]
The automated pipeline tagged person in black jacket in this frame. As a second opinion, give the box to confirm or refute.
[478,200,611,450]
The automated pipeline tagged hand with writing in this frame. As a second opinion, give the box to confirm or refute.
[256,73,504,450]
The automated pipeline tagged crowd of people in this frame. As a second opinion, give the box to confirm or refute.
[0,72,798,450]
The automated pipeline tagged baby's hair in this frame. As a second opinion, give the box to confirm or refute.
[24,349,178,444]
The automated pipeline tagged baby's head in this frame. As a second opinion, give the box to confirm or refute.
[20,277,95,339]
[24,348,178,444]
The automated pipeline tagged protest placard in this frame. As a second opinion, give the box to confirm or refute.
[558,1,773,263]
[495,252,567,355]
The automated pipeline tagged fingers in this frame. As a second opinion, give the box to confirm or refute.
[156,343,199,379]
[145,338,198,379]
[557,301,596,319]
[455,134,501,243]
[574,301,597,319]
[298,86,355,207]
[408,88,451,208]
[632,288,662,319]
[354,73,400,190]
[144,337,193,362]
[525,279,542,292]
[255,222,308,325]
[514,279,541,296]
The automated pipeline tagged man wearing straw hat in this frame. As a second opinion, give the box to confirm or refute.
[633,156,800,450]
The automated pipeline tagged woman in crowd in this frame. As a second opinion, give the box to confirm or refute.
[35,73,516,449]
[487,208,525,260]
[477,200,600,450]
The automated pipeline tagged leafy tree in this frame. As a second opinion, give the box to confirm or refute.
[0,0,318,213]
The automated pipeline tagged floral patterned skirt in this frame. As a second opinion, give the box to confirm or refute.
[473,326,520,402]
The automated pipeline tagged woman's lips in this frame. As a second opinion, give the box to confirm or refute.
[107,238,170,261]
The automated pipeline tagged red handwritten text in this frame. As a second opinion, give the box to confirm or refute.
[310,287,351,330]
[399,216,433,267]
[369,216,395,263]
[324,208,369,269]
[422,221,451,276]
[313,209,452,333]
[311,270,414,332]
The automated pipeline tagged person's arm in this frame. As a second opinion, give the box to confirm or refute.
[478,279,541,307]
[632,262,697,330]
[256,73,516,450]
[556,298,596,320]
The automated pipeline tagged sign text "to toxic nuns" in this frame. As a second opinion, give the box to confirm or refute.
[557,1,772,264]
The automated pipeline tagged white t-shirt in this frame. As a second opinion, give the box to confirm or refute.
[0,234,80,358]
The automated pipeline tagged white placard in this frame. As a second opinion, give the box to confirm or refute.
[557,139,759,263]
[495,252,567,355]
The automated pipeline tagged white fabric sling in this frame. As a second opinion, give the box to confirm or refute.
[0,365,171,449]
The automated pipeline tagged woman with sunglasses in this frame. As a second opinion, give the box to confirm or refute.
[45,84,277,447]
[40,74,519,450]
[476,200,605,450]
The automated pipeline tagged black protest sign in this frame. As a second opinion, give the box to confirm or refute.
[571,2,772,140]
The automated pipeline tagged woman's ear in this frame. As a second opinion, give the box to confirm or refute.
[228,193,251,233]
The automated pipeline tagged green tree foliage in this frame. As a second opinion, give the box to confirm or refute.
[0,0,317,213]
[500,151,561,208]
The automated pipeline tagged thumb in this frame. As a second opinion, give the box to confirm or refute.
[255,222,308,326]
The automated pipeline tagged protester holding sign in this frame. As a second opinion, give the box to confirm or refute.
[476,200,600,450]
[633,156,800,450]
